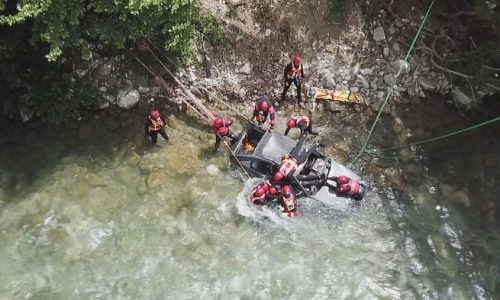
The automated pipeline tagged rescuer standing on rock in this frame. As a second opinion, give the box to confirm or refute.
[145,109,171,146]
[281,55,305,105]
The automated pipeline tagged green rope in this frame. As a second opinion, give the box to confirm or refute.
[368,115,500,152]
[348,0,435,167]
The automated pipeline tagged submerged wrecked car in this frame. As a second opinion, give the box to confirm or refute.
[231,125,366,204]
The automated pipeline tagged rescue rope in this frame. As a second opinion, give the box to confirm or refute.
[132,55,211,123]
[146,39,255,124]
[134,44,251,178]
[348,0,435,167]
[366,115,500,154]
[145,45,216,121]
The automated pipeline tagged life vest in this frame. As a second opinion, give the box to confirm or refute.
[212,119,232,136]
[148,117,164,132]
[288,62,303,79]
[280,194,298,217]
[278,158,298,178]
[296,116,310,128]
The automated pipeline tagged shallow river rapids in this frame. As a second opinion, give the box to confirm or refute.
[0,101,499,299]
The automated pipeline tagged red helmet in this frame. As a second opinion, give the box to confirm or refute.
[218,127,229,136]
[259,101,269,112]
[269,187,277,195]
[213,117,223,127]
[293,56,302,65]
[282,185,292,196]
[149,110,160,119]
[287,119,297,128]
[273,171,284,182]
[254,187,265,197]
[337,176,349,185]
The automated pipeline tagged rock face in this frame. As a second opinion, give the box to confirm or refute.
[117,89,140,109]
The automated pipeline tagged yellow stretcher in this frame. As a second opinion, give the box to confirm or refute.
[306,86,363,104]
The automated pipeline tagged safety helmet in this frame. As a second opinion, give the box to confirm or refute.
[337,176,349,185]
[293,56,302,65]
[149,110,160,119]
[269,187,277,195]
[213,117,223,127]
[254,188,265,197]
[282,185,292,196]
[287,119,297,128]
[259,101,269,112]
[273,171,284,182]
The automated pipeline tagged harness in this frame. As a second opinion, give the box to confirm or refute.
[148,117,164,132]
[296,116,310,128]
[288,62,303,79]
[279,158,298,177]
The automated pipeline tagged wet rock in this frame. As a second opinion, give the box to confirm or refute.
[384,74,394,85]
[96,63,112,79]
[117,89,140,109]
[357,74,370,89]
[322,77,336,89]
[418,76,436,91]
[390,60,410,74]
[451,86,474,110]
[136,76,150,93]
[373,27,386,42]
[102,93,116,104]
[383,47,390,57]
[360,68,373,76]
[392,42,401,53]
[351,63,360,76]
[238,63,252,75]
[323,101,342,113]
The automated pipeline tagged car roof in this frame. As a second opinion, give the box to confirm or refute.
[253,131,297,165]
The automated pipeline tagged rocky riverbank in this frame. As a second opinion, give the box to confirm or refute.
[68,0,497,124]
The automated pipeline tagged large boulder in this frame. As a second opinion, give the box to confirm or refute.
[117,89,140,109]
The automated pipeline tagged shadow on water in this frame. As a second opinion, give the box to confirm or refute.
[0,108,211,203]
[366,96,500,297]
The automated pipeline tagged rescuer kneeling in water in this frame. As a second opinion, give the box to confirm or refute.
[145,110,171,146]
[249,181,279,205]
[212,116,239,152]
[333,175,366,201]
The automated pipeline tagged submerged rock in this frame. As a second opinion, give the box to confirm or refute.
[206,164,219,176]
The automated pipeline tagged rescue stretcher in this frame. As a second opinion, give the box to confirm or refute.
[306,86,363,104]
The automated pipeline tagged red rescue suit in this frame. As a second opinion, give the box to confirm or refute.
[335,176,366,201]
[250,182,279,205]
